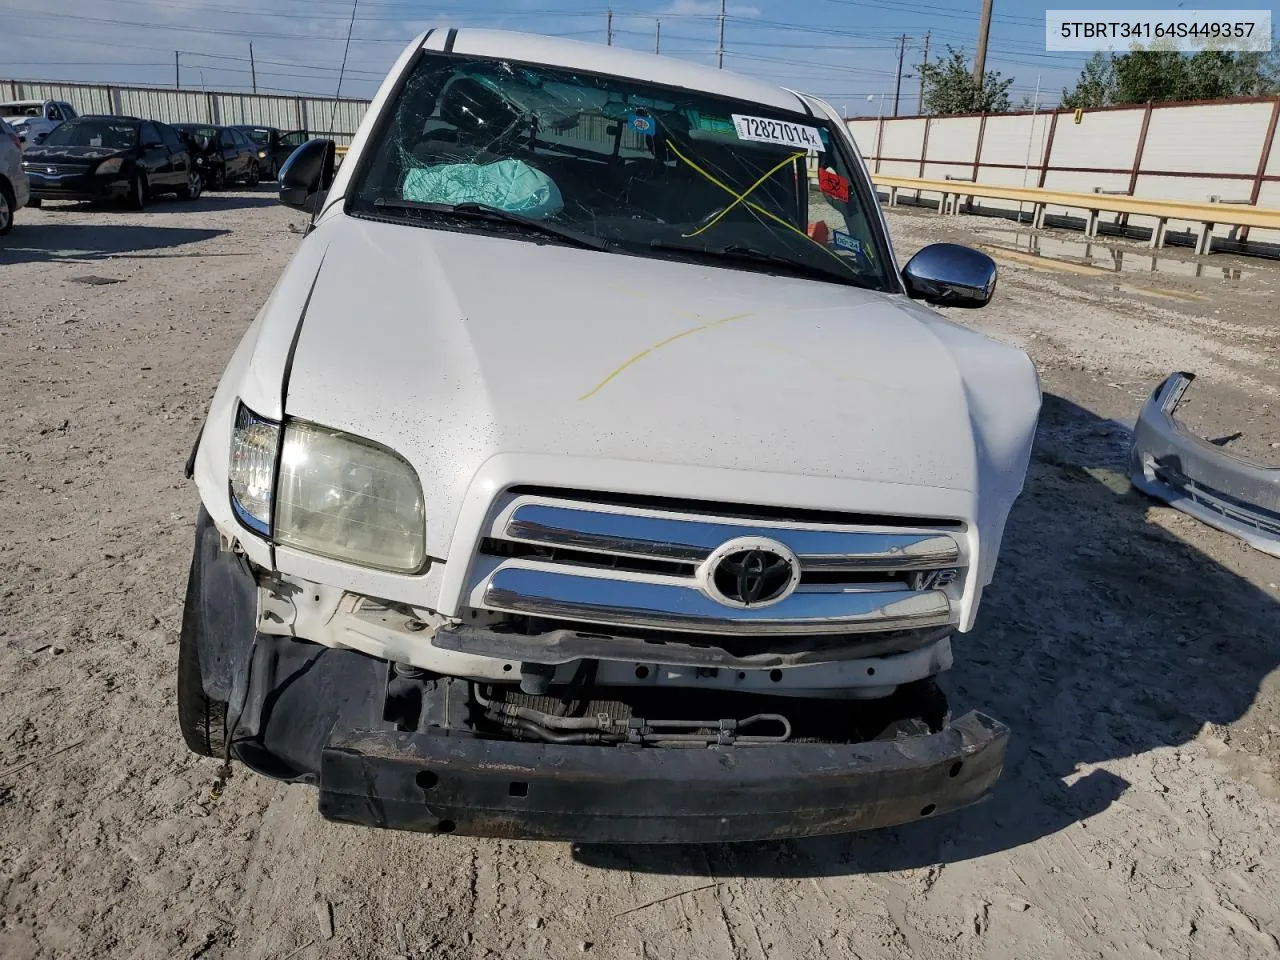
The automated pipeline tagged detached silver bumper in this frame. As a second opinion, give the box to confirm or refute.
[1130,372,1280,558]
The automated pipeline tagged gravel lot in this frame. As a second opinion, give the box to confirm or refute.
[1,190,1278,960]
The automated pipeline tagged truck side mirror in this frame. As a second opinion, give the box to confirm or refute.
[902,243,998,309]
[279,138,336,212]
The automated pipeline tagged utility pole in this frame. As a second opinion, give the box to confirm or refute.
[973,0,993,92]
[606,8,613,46]
[918,30,930,113]
[893,34,908,117]
[717,0,726,68]
[249,42,257,94]
[655,19,661,54]
[174,51,180,90]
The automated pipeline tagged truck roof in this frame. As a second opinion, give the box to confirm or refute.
[424,28,812,116]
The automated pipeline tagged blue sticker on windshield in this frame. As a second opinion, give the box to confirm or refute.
[833,230,862,255]
[628,112,656,136]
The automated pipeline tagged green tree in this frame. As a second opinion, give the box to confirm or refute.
[918,45,1014,115]
[1060,52,1115,108]
[1061,48,1280,107]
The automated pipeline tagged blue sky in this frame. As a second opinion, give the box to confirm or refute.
[1,1,1267,115]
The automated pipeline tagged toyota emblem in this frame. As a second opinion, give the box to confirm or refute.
[699,537,800,609]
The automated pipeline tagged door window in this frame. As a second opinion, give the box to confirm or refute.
[158,123,183,151]
[140,121,162,146]
[220,129,236,149]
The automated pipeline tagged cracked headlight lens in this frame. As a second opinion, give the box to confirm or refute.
[228,403,279,535]
[275,421,425,573]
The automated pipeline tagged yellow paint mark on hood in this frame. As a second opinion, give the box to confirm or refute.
[579,312,753,400]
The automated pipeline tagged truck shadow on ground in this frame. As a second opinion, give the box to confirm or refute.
[0,223,229,264]
[573,393,1280,877]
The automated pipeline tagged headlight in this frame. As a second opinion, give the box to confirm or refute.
[276,421,426,572]
[257,150,267,159]
[229,404,279,534]
[227,404,425,571]
[96,157,124,175]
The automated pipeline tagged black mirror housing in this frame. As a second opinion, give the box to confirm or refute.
[279,138,336,211]
[902,243,998,309]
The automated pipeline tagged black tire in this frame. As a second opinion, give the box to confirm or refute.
[209,166,225,191]
[126,173,146,211]
[0,181,13,236]
[177,547,229,757]
[177,168,202,201]
[27,196,42,209]
[247,162,260,186]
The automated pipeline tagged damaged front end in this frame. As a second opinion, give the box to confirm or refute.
[185,499,1011,844]
[1131,372,1280,558]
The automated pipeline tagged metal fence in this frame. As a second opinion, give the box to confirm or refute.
[846,94,1280,244]
[1,79,371,144]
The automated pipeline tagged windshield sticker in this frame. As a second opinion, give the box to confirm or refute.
[833,230,862,255]
[731,115,823,150]
[818,168,849,203]
[627,112,655,136]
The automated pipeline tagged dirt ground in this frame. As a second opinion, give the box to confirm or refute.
[1,191,1279,960]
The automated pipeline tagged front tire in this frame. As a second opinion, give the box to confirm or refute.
[177,169,202,201]
[126,173,146,211]
[0,182,13,236]
[27,197,42,208]
[177,536,229,757]
[247,162,260,186]
[209,166,225,191]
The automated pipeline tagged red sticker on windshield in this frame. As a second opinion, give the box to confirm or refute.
[819,168,849,203]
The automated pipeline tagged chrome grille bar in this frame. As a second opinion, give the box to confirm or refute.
[501,502,961,572]
[480,563,953,636]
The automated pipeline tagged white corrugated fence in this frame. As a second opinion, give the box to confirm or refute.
[1,79,371,144]
[847,95,1280,244]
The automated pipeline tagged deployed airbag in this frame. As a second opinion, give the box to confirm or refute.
[402,159,563,219]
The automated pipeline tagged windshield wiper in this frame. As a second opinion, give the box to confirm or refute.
[647,239,872,288]
[372,198,610,251]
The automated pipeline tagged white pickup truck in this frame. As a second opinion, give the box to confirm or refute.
[0,99,77,145]
[179,27,1041,843]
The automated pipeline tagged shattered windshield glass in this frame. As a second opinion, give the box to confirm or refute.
[349,53,894,290]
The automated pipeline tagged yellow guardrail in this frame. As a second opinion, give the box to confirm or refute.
[870,174,1280,253]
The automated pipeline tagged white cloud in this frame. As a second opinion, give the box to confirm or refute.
[657,1,762,17]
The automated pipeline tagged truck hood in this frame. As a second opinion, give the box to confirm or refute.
[274,215,1039,555]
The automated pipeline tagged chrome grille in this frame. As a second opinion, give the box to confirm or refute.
[465,493,967,636]
[25,162,92,175]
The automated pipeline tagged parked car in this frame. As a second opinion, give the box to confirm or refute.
[22,115,199,209]
[0,118,30,235]
[179,28,1040,844]
[0,98,77,145]
[174,124,259,189]
[230,125,308,180]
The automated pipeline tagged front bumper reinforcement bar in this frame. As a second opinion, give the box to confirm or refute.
[317,710,1008,843]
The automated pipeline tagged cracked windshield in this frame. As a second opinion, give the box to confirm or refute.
[350,53,892,290]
